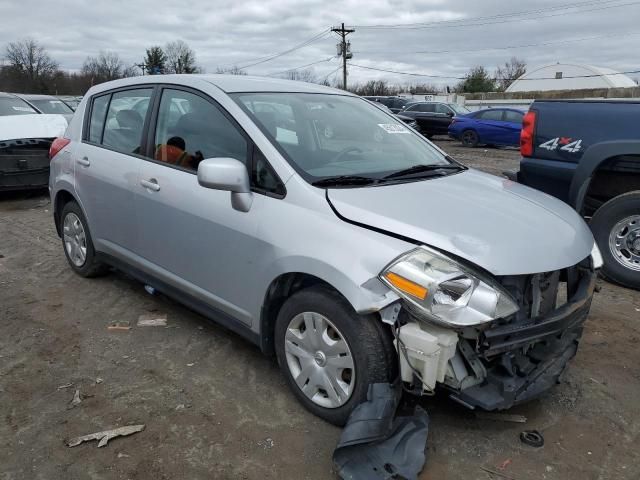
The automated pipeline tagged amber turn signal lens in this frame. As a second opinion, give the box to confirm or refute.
[384,272,428,300]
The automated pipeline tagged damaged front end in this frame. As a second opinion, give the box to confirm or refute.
[380,246,598,411]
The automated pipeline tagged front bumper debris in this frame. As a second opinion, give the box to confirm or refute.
[448,265,596,410]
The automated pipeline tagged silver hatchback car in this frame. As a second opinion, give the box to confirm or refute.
[50,75,601,425]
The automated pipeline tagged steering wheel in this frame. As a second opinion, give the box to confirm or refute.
[330,147,363,164]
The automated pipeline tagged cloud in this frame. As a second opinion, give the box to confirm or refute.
[1,0,638,87]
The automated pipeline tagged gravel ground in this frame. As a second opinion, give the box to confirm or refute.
[1,141,639,479]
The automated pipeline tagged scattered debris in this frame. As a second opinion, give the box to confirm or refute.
[480,466,518,480]
[95,377,103,384]
[69,389,82,408]
[333,383,429,480]
[144,285,157,295]
[497,458,512,471]
[57,383,74,390]
[258,437,275,450]
[520,430,544,448]
[107,321,131,331]
[475,412,527,423]
[117,452,130,458]
[137,313,167,327]
[66,424,145,448]
[175,404,186,411]
[186,363,195,367]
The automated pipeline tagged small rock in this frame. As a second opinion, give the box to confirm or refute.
[258,437,275,449]
[176,404,186,411]
[96,377,103,384]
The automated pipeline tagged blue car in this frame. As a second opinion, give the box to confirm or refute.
[448,108,525,147]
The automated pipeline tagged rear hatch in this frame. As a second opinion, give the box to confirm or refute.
[0,114,67,190]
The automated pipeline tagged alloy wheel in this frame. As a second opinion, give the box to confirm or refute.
[63,212,87,267]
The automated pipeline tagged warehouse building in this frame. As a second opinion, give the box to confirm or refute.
[505,62,637,92]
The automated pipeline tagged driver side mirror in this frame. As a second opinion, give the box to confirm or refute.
[197,157,253,212]
[446,111,454,117]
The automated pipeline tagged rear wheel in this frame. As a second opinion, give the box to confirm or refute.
[591,191,640,289]
[461,129,479,147]
[274,286,395,426]
[60,201,108,277]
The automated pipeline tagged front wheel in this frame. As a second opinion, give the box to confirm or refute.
[591,191,640,289]
[274,286,395,426]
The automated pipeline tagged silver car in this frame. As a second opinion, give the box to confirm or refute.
[49,75,601,425]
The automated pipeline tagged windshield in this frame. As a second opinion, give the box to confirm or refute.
[232,93,450,182]
[29,99,74,115]
[0,97,38,116]
[450,104,470,115]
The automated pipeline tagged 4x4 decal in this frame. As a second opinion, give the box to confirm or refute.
[539,137,583,153]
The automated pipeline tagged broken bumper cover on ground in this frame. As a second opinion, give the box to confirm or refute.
[448,267,596,410]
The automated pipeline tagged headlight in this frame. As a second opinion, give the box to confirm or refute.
[380,247,519,327]
[591,242,603,269]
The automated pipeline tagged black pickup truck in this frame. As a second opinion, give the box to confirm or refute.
[513,99,640,289]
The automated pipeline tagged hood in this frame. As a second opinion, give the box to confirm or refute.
[327,169,594,276]
[0,114,68,142]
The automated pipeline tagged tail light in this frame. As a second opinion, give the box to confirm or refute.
[520,111,536,157]
[49,137,71,160]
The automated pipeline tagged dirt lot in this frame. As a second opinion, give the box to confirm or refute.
[1,139,639,479]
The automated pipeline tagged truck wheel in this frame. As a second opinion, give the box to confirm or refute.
[60,201,109,278]
[461,129,479,147]
[591,191,640,289]
[274,286,395,426]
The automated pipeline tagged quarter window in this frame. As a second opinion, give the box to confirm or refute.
[152,89,248,171]
[102,89,152,154]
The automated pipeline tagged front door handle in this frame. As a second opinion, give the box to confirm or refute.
[140,178,161,192]
[77,157,90,167]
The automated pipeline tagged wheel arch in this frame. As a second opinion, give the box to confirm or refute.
[53,189,77,237]
[569,140,640,214]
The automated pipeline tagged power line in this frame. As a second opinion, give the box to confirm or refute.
[266,56,337,77]
[354,31,640,55]
[225,29,331,70]
[351,0,640,29]
[350,63,640,81]
[332,23,355,90]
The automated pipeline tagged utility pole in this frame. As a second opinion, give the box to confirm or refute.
[332,23,354,90]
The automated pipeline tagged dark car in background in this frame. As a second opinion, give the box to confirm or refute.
[366,100,419,130]
[399,102,470,138]
[363,96,411,113]
[449,108,524,147]
[513,99,640,289]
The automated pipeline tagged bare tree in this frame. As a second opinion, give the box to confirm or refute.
[285,68,317,83]
[495,57,527,92]
[165,40,199,74]
[82,51,128,84]
[5,38,58,87]
[215,65,247,75]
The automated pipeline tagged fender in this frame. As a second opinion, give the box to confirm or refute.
[569,140,640,212]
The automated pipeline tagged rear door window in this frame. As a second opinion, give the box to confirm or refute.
[503,110,524,123]
[88,94,110,144]
[102,89,153,154]
[478,110,503,121]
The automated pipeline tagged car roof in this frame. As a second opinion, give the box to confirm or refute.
[86,74,353,96]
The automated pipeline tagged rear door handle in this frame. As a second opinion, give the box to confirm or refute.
[140,178,161,192]
[77,157,90,167]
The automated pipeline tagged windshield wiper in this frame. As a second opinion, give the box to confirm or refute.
[311,175,378,187]
[382,163,465,180]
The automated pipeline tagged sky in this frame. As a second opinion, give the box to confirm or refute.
[1,0,639,88]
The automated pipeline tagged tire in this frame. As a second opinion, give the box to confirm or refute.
[461,129,479,147]
[60,201,108,278]
[274,286,395,426]
[590,191,640,289]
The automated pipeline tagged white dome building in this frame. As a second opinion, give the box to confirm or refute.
[505,63,637,92]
